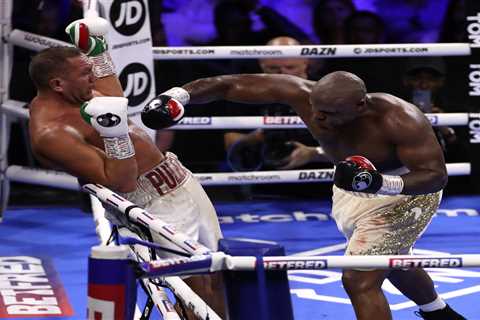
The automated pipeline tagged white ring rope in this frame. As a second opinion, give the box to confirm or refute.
[5,163,471,189]
[173,113,471,129]
[1,99,474,127]
[1,99,28,119]
[5,29,471,59]
[152,43,471,60]
[140,253,480,278]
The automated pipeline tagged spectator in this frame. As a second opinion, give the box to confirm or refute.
[323,10,403,95]
[224,37,327,173]
[373,0,449,43]
[312,0,356,44]
[438,0,467,43]
[344,10,386,44]
[402,58,469,167]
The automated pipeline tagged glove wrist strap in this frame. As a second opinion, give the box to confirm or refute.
[162,87,190,105]
[378,174,404,195]
[103,135,135,159]
[90,51,116,78]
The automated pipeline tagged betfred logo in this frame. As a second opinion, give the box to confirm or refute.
[265,259,328,270]
[389,257,463,268]
[263,116,303,125]
[0,256,73,318]
[178,117,212,125]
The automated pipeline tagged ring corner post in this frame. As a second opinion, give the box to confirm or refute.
[87,245,137,320]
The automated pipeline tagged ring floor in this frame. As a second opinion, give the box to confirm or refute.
[1,193,479,319]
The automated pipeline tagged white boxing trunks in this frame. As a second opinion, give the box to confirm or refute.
[108,152,222,257]
[332,185,442,256]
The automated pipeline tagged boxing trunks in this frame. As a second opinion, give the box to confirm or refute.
[107,152,222,257]
[331,183,442,256]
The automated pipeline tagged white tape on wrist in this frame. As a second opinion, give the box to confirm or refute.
[315,147,324,155]
[103,135,135,159]
[379,175,404,195]
[90,51,116,78]
[162,87,190,105]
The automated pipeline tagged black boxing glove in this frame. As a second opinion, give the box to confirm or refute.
[334,156,404,195]
[141,87,189,129]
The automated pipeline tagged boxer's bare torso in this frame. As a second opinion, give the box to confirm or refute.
[29,93,164,187]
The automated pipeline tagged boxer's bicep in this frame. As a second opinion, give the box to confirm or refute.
[392,116,446,174]
[35,130,111,185]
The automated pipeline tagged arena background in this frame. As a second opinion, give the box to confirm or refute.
[1,0,480,319]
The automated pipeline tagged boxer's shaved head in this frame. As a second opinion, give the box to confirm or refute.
[312,71,366,107]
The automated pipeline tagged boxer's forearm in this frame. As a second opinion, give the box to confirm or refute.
[94,76,124,97]
[183,76,236,104]
[103,157,138,192]
[400,170,448,195]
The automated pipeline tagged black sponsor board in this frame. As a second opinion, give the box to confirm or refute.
[467,1,480,192]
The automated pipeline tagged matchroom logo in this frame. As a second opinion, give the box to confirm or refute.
[0,256,73,318]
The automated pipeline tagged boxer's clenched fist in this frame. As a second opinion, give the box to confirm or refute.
[334,156,404,195]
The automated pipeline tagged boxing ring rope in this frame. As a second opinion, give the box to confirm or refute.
[4,29,473,59]
[141,253,480,277]
[5,162,472,190]
[172,113,471,129]
[151,43,471,59]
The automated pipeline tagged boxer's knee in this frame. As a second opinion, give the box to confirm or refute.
[342,269,386,296]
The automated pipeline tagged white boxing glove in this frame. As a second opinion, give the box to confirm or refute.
[81,97,135,159]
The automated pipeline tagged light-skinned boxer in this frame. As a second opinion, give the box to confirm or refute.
[28,16,225,319]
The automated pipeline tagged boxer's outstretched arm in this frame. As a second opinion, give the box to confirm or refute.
[387,108,448,195]
[183,74,314,118]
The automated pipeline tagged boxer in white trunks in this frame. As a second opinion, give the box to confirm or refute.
[28,17,224,318]
[142,72,465,320]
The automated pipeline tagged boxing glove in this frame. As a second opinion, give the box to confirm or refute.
[334,156,404,195]
[65,16,115,78]
[65,17,109,56]
[81,97,135,159]
[141,87,189,129]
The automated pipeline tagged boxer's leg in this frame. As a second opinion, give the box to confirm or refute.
[342,269,391,320]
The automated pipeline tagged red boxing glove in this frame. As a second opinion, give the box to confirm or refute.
[345,155,376,170]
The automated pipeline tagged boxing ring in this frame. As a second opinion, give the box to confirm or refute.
[1,1,480,319]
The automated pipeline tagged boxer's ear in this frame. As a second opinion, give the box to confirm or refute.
[49,77,64,93]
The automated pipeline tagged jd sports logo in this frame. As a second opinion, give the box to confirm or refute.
[120,63,151,107]
[110,0,146,36]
